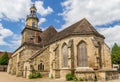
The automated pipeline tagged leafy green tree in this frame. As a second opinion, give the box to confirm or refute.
[111,43,120,64]
[0,52,9,65]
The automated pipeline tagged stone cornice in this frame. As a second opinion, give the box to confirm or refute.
[21,25,42,34]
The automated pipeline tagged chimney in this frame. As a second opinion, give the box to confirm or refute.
[34,31,39,43]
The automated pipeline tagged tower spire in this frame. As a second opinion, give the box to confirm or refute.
[26,4,39,28]
[30,4,37,15]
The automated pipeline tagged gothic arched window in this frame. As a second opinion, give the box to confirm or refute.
[62,43,68,67]
[77,41,88,67]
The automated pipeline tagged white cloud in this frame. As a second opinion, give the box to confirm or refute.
[0,49,4,52]
[9,35,21,50]
[0,0,54,51]
[55,19,60,23]
[0,0,31,21]
[0,23,13,45]
[61,0,120,28]
[38,18,46,25]
[0,37,7,45]
[0,23,21,51]
[0,0,53,21]
[0,24,13,37]
[60,0,120,47]
[35,1,53,16]
[97,25,120,47]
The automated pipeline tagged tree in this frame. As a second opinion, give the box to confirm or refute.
[0,52,9,65]
[111,43,120,64]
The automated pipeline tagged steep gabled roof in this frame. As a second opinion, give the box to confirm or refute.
[45,18,104,45]
[72,18,100,34]
[40,25,57,45]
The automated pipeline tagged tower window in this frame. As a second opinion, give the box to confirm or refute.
[32,22,35,27]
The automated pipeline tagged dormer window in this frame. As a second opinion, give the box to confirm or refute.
[32,22,35,27]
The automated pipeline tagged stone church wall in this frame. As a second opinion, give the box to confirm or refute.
[8,45,41,77]
[31,47,50,73]
[102,44,112,69]
[73,35,96,69]
[10,55,17,75]
[49,35,98,78]
[49,34,112,79]
[22,29,35,44]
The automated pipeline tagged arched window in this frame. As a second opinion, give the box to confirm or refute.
[32,22,35,27]
[77,41,88,67]
[62,43,68,67]
[38,63,44,71]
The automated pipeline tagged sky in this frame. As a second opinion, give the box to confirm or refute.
[0,0,120,52]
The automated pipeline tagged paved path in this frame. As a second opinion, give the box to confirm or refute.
[0,72,120,82]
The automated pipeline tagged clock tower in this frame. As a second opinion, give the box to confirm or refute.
[26,4,39,28]
[21,4,42,44]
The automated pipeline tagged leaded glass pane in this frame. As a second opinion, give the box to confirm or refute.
[77,42,88,67]
[62,44,68,67]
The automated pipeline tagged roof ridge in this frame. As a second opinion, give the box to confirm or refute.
[43,25,57,32]
[57,18,85,34]
[45,18,105,46]
[73,18,86,32]
[74,18,99,33]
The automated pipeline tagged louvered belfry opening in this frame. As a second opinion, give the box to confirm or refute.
[77,41,88,67]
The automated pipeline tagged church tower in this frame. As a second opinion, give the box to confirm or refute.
[21,4,41,44]
[26,4,38,28]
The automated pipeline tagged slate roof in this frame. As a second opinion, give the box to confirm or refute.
[45,18,104,46]
[40,25,58,46]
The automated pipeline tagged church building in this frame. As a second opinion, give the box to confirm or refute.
[7,4,118,80]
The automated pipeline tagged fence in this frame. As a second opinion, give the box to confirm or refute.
[0,65,7,72]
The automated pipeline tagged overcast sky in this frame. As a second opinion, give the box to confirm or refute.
[0,0,120,52]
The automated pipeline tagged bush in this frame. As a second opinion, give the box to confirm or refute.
[66,73,78,81]
[35,72,42,78]
[50,74,54,79]
[79,78,84,81]
[94,78,97,82]
[85,78,88,81]
[28,74,33,79]
[66,73,73,81]
[28,72,42,79]
[72,75,78,81]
